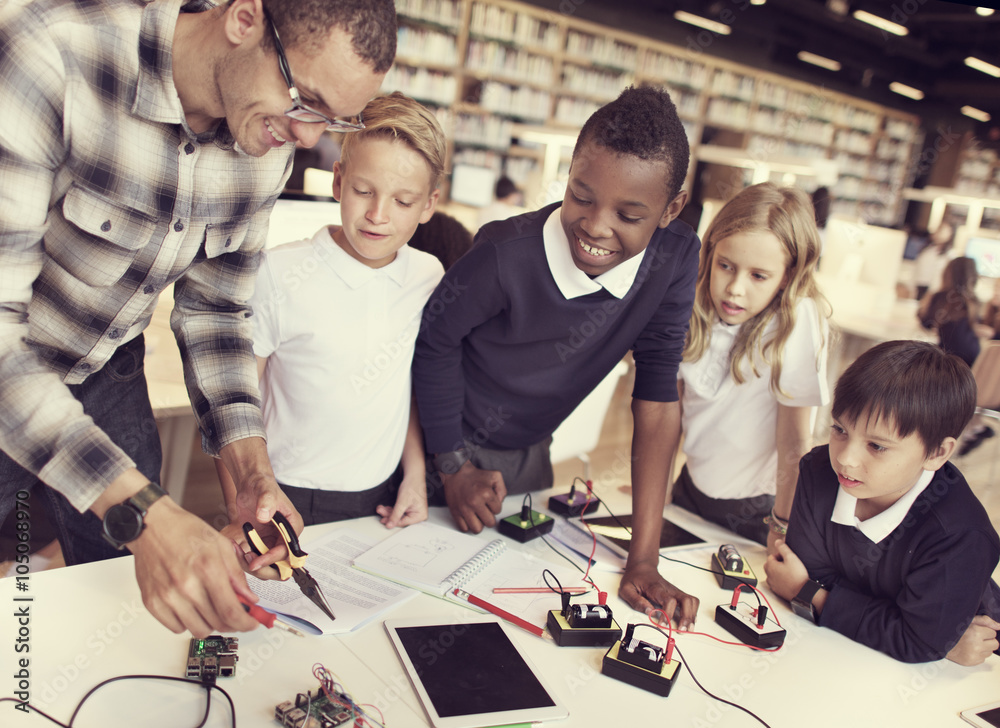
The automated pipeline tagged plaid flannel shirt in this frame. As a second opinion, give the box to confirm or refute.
[0,0,293,511]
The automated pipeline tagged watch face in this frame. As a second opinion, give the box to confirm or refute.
[103,503,143,546]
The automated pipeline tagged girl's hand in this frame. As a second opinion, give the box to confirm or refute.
[377,476,428,529]
[764,539,808,601]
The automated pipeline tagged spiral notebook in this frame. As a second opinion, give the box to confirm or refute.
[352,521,581,629]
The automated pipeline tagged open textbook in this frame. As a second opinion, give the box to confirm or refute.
[249,528,417,635]
[351,521,587,630]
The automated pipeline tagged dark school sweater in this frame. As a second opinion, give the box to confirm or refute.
[413,202,700,454]
[787,445,1000,663]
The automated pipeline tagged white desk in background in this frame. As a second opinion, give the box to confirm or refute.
[2,489,996,728]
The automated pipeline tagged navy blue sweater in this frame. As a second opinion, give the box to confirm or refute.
[788,446,1000,663]
[413,203,700,453]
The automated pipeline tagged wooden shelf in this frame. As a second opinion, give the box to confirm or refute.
[377,0,923,223]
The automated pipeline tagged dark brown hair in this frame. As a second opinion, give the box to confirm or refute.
[263,0,397,72]
[832,340,975,455]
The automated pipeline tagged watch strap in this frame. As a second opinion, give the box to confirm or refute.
[433,448,471,475]
[128,482,167,515]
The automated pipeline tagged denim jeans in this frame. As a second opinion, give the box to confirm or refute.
[0,334,163,565]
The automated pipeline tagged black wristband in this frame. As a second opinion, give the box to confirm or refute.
[433,448,471,475]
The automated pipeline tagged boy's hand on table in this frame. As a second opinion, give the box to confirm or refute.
[764,539,808,600]
[441,462,506,533]
[946,615,1000,666]
[766,530,783,558]
[128,498,260,637]
[377,475,428,528]
[619,560,699,631]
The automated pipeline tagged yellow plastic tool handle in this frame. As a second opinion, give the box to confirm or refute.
[242,522,293,581]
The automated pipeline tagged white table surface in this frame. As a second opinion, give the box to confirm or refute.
[3,491,996,728]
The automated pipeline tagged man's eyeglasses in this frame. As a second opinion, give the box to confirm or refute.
[263,8,365,133]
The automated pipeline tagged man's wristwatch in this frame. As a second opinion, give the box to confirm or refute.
[791,579,824,623]
[433,448,471,475]
[101,482,167,550]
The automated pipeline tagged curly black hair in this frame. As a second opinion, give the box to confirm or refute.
[574,85,690,200]
[262,0,397,73]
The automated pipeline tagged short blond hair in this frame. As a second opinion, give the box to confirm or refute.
[340,91,446,190]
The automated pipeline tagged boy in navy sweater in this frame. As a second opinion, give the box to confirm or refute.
[413,86,700,625]
[766,340,1000,664]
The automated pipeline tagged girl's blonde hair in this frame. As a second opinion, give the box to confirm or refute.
[684,182,830,395]
[340,91,447,190]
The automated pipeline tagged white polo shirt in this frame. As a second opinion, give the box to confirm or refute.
[679,297,830,500]
[250,226,444,491]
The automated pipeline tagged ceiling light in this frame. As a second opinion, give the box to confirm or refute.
[750,0,766,5]
[797,51,842,72]
[673,11,732,35]
[961,105,992,122]
[889,82,924,100]
[965,56,1000,78]
[975,7,995,16]
[852,9,909,36]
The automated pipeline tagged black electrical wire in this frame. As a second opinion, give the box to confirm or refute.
[630,623,773,728]
[569,477,718,575]
[2,673,236,728]
[673,642,773,728]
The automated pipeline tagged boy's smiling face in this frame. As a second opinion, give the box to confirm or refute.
[560,140,687,277]
[332,136,439,268]
[828,412,955,515]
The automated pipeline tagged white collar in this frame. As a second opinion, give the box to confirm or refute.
[831,468,935,544]
[318,226,409,290]
[542,208,646,300]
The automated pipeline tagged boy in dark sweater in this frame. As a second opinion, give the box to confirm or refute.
[765,340,1000,664]
[412,86,700,626]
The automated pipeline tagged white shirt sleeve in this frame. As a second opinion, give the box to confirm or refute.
[774,297,830,407]
[248,251,282,359]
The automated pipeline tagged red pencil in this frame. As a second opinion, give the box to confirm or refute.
[493,586,587,595]
[453,589,552,640]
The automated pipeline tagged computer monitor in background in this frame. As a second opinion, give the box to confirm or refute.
[959,227,1000,279]
[266,197,342,249]
[818,218,906,292]
[449,164,496,207]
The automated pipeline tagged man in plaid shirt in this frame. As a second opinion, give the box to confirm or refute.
[0,0,394,636]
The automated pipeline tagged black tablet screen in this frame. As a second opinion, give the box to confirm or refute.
[394,622,556,718]
[976,707,1000,727]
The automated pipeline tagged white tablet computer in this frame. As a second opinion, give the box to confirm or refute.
[384,617,569,728]
[962,701,1000,727]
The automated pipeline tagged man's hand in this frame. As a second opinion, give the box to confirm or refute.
[218,521,284,581]
[128,497,259,637]
[619,560,699,630]
[764,539,808,601]
[376,475,428,529]
[218,438,304,574]
[947,615,1000,666]
[441,461,506,533]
